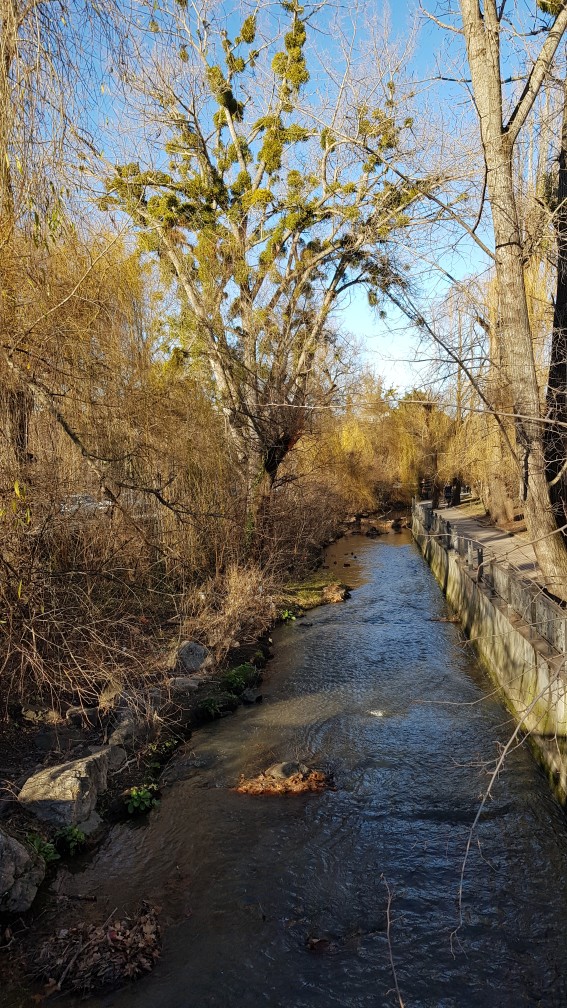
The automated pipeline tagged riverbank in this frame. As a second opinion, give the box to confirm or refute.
[0,508,413,998]
[7,527,567,1008]
[412,500,567,803]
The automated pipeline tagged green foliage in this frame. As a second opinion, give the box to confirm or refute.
[27,833,60,863]
[280,608,297,622]
[239,15,257,44]
[144,738,179,776]
[197,695,224,719]
[206,64,244,119]
[222,662,257,694]
[54,826,87,856]
[537,0,564,14]
[124,784,160,815]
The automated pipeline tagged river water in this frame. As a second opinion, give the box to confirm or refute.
[57,533,567,1007]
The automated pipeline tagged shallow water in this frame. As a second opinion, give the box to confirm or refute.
[54,534,567,1006]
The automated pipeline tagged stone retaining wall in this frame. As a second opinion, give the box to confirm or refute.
[412,504,567,803]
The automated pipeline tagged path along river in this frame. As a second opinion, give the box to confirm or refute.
[59,532,567,1007]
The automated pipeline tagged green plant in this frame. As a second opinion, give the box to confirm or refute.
[54,826,87,856]
[124,784,160,816]
[147,738,178,758]
[222,662,257,694]
[144,738,179,777]
[26,833,60,863]
[197,695,223,719]
[280,609,296,622]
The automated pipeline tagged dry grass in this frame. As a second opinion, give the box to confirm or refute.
[180,562,277,663]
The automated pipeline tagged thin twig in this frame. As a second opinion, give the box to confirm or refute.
[381,875,406,1008]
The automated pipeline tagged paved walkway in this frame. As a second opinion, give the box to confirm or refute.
[435,500,542,582]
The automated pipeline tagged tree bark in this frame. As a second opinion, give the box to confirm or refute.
[460,0,567,599]
[545,76,567,534]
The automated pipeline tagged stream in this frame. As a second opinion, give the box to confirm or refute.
[51,533,567,1006]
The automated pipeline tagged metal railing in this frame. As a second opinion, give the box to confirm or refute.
[412,499,567,657]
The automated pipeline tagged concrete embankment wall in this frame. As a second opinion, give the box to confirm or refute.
[412,508,567,803]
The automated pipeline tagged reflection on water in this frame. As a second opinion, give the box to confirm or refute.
[57,533,567,1007]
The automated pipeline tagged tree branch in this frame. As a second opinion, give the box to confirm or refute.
[505,3,567,146]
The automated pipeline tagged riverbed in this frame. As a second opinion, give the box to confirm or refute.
[48,533,567,1006]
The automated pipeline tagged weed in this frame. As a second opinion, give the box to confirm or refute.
[146,738,178,759]
[26,833,60,863]
[197,697,221,721]
[54,826,87,856]
[144,738,179,777]
[222,662,257,694]
[124,784,160,816]
[280,609,297,622]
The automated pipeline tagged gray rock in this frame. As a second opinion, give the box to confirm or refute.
[78,811,104,837]
[18,748,113,826]
[65,705,99,727]
[174,640,209,676]
[241,689,263,705]
[365,525,382,538]
[107,746,127,771]
[264,761,309,780]
[0,827,45,913]
[170,676,200,695]
[107,715,157,751]
[22,706,63,725]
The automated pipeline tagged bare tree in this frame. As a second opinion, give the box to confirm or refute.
[457,0,567,599]
[98,0,446,540]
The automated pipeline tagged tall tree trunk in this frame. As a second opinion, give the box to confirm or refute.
[0,0,34,469]
[460,0,567,600]
[545,76,567,534]
[486,309,516,523]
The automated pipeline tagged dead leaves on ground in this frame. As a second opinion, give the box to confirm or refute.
[35,903,160,996]
[235,767,330,796]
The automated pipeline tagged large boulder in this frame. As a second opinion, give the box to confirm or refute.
[18,747,125,826]
[174,640,210,676]
[0,828,45,913]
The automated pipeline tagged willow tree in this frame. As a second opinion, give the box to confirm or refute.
[99,0,439,532]
[455,0,567,599]
[0,0,124,469]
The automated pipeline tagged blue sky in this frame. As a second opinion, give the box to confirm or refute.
[339,1,491,393]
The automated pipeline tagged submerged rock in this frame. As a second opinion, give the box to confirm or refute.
[241,689,263,705]
[365,525,382,538]
[321,583,349,604]
[0,827,45,913]
[235,761,331,795]
[18,747,125,826]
